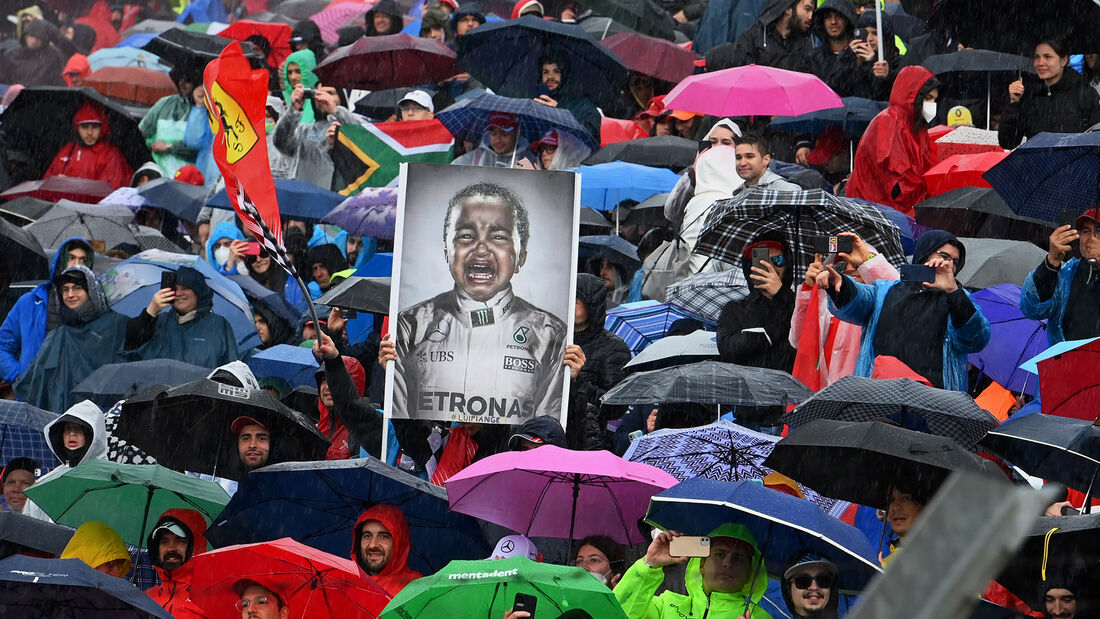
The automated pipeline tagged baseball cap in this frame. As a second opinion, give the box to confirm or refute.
[946,105,973,127]
[487,111,518,131]
[508,415,567,449]
[231,416,266,434]
[805,126,847,166]
[399,90,434,113]
[438,0,458,9]
[530,129,559,151]
[634,95,666,122]
[153,519,189,539]
[174,164,205,186]
[1075,206,1100,229]
[486,534,540,560]
[668,109,700,122]
[783,552,837,581]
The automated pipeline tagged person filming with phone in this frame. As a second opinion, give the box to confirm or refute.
[816,230,989,391]
[1021,207,1100,346]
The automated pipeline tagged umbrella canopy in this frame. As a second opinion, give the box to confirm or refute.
[87,46,172,72]
[142,28,261,69]
[781,376,1000,448]
[72,359,211,410]
[316,34,459,90]
[979,413,1100,494]
[770,97,888,138]
[0,555,173,618]
[600,31,698,83]
[208,179,344,223]
[437,92,600,151]
[577,0,676,40]
[136,177,209,223]
[603,300,710,354]
[576,161,680,210]
[983,131,1100,223]
[953,237,1047,290]
[580,206,612,230]
[23,200,135,250]
[914,186,1054,247]
[446,446,677,545]
[934,126,1005,161]
[456,16,628,109]
[205,458,490,576]
[601,360,813,406]
[322,187,399,238]
[271,0,330,20]
[380,557,626,619]
[23,459,230,547]
[994,513,1100,607]
[0,196,53,225]
[623,329,720,371]
[968,284,1047,395]
[582,135,697,170]
[2,179,115,204]
[1029,338,1100,422]
[312,1,368,44]
[225,274,301,330]
[695,188,907,286]
[83,66,177,106]
[218,19,292,68]
[0,401,60,474]
[663,269,749,321]
[116,378,329,481]
[190,538,392,619]
[924,151,1009,196]
[847,197,921,255]
[928,0,1100,55]
[121,18,180,37]
[664,64,843,118]
[578,234,640,272]
[100,249,262,352]
[0,512,73,559]
[0,216,48,282]
[921,49,1034,75]
[245,344,319,389]
[646,478,881,592]
[314,276,392,316]
[763,419,1006,508]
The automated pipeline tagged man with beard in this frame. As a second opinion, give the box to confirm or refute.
[145,509,210,619]
[352,504,422,596]
[705,0,815,72]
[232,416,272,475]
[782,553,839,618]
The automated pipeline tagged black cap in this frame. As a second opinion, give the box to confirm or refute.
[508,415,567,450]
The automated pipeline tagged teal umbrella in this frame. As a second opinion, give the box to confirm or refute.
[381,557,626,619]
[23,460,230,548]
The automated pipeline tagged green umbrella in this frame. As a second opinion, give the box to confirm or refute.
[380,557,626,619]
[23,460,230,547]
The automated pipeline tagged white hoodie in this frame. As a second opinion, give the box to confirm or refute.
[23,400,108,522]
[681,146,743,274]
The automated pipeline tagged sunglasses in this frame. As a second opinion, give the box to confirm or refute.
[793,573,834,590]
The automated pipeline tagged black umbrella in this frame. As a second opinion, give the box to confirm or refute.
[0,216,48,284]
[914,186,1054,248]
[0,513,73,560]
[142,29,261,69]
[135,178,208,224]
[922,49,1034,75]
[979,413,1100,496]
[928,0,1100,55]
[994,513,1100,608]
[116,378,329,481]
[583,135,697,170]
[0,87,152,179]
[782,376,1000,448]
[763,419,1006,508]
[580,206,612,230]
[72,359,211,410]
[578,234,641,272]
[0,555,173,618]
[314,276,391,316]
[0,196,53,226]
[576,0,676,41]
[601,360,813,406]
[225,274,302,330]
[353,87,417,121]
[270,0,330,20]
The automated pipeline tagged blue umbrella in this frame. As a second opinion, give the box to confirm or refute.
[208,179,345,223]
[205,458,490,575]
[575,162,680,210]
[72,359,211,409]
[983,131,1100,223]
[354,252,393,277]
[645,478,882,593]
[578,234,641,272]
[770,97,888,138]
[100,249,262,352]
[322,187,398,239]
[0,401,60,474]
[86,46,171,72]
[1019,336,1100,374]
[968,284,1047,394]
[118,32,159,48]
[0,555,173,618]
[603,300,713,354]
[136,178,207,223]
[245,344,320,389]
[437,92,600,151]
[456,16,628,109]
[846,197,921,255]
[226,274,302,329]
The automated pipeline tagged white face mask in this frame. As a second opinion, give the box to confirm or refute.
[213,246,231,267]
[590,570,609,586]
[921,100,937,124]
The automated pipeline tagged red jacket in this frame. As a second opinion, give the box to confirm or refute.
[44,101,133,189]
[846,66,937,217]
[146,509,211,619]
[319,355,366,460]
[352,504,422,597]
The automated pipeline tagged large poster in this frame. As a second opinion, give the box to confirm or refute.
[386,163,580,426]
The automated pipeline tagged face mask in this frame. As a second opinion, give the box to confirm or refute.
[213,246,231,267]
[921,100,937,124]
[590,570,609,586]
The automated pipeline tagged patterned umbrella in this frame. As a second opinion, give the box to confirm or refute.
[603,300,713,354]
[601,360,813,406]
[322,187,399,239]
[0,401,60,475]
[437,92,600,151]
[663,269,748,322]
[982,131,1100,223]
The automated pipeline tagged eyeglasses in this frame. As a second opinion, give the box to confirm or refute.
[934,250,961,269]
[235,596,274,610]
[793,573,834,590]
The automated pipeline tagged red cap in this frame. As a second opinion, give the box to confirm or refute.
[439,0,458,9]
[634,95,666,121]
[530,129,559,151]
[487,111,518,131]
[806,126,847,166]
[1075,206,1100,229]
[231,416,267,434]
[174,165,205,186]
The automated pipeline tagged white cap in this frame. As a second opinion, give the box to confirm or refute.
[486,535,539,561]
[399,90,434,113]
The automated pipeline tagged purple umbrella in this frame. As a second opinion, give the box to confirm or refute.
[445,445,678,545]
[969,284,1047,395]
[321,187,398,239]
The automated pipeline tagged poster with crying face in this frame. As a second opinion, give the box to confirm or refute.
[386,163,580,429]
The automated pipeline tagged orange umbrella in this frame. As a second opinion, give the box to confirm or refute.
[83,66,176,106]
[219,20,292,68]
[924,151,1008,196]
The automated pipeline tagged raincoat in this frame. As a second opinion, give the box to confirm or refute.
[998,68,1100,149]
[845,66,938,216]
[306,243,348,298]
[282,49,319,124]
[614,523,773,619]
[1020,257,1086,346]
[681,146,742,274]
[704,0,815,73]
[60,521,132,575]
[451,131,537,167]
[146,508,210,619]
[544,55,601,142]
[184,106,219,188]
[138,91,199,177]
[14,266,134,413]
[0,18,66,87]
[22,400,109,521]
[807,0,857,91]
[62,54,91,87]
[273,104,363,188]
[205,221,246,275]
[0,237,93,383]
[44,101,134,189]
[352,504,421,597]
[317,355,367,460]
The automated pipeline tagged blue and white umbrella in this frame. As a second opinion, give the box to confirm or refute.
[604,300,713,355]
[437,92,600,151]
[246,344,320,389]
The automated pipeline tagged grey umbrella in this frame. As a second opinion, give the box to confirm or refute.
[0,512,74,559]
[954,237,1046,290]
[24,200,136,251]
[601,360,813,406]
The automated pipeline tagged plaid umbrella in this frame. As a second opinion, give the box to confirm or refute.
[603,301,713,354]
[782,376,1000,448]
[663,269,748,322]
[436,93,600,151]
[601,360,813,406]
[0,401,61,475]
[695,188,907,285]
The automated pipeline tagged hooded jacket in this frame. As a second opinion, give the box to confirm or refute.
[62,54,91,87]
[306,243,349,298]
[0,18,66,87]
[318,353,387,460]
[273,102,364,189]
[44,101,134,189]
[705,0,815,73]
[845,66,938,217]
[998,67,1100,149]
[60,521,131,574]
[282,49,319,124]
[830,11,898,100]
[366,0,405,36]
[541,53,601,143]
[0,237,93,383]
[317,355,366,459]
[145,508,210,619]
[139,68,201,177]
[205,221,246,274]
[1021,256,1098,346]
[682,146,743,274]
[808,0,857,90]
[717,234,796,370]
[614,523,772,619]
[451,131,537,168]
[352,504,422,597]
[573,274,631,408]
[254,298,296,349]
[21,400,109,521]
[290,20,326,62]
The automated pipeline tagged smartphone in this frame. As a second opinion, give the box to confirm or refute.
[1059,208,1078,228]
[536,84,551,98]
[751,248,772,270]
[514,593,537,616]
[899,264,936,284]
[242,241,262,256]
[340,307,358,319]
[160,270,177,291]
[813,235,854,255]
[852,28,866,42]
[669,536,711,558]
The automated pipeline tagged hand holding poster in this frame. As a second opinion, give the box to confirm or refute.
[385,163,580,428]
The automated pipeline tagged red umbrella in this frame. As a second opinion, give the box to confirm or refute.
[600,117,649,146]
[219,20,293,68]
[315,33,459,91]
[83,66,177,106]
[600,31,700,84]
[1,178,114,203]
[1037,338,1100,422]
[189,537,391,619]
[923,151,1008,196]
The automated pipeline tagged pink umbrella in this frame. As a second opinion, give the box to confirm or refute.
[313,1,374,44]
[445,445,678,546]
[663,64,843,118]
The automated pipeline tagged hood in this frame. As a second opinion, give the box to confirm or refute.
[692,146,742,198]
[176,265,214,314]
[684,523,769,608]
[205,221,245,271]
[703,118,742,141]
[291,19,323,47]
[740,231,794,292]
[71,101,111,137]
[307,244,349,280]
[576,273,608,333]
[131,161,164,186]
[316,355,365,435]
[511,0,543,19]
[54,265,110,323]
[353,504,413,583]
[51,238,95,277]
[63,55,92,88]
[540,50,573,93]
[207,360,261,390]
[812,0,857,40]
[45,399,107,468]
[148,508,209,575]
[255,298,296,348]
[282,49,318,99]
[912,229,965,273]
[857,10,893,44]
[366,0,404,35]
[15,7,42,39]
[758,0,797,27]
[308,225,348,252]
[452,3,486,29]
[61,521,131,575]
[477,131,532,161]
[72,23,98,54]
[888,66,937,122]
[20,14,51,44]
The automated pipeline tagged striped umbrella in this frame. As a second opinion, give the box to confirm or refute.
[604,300,714,354]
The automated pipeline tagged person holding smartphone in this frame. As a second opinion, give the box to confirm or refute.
[1021,207,1100,346]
